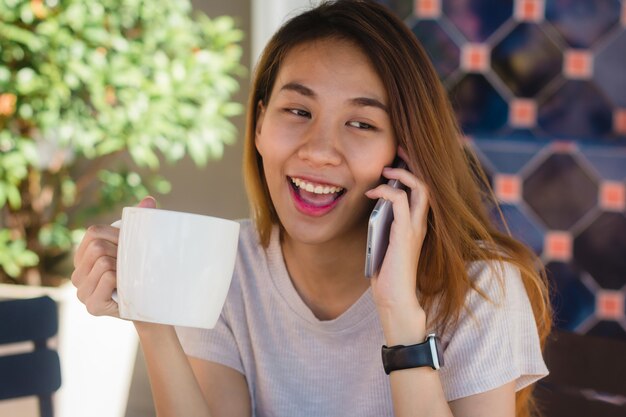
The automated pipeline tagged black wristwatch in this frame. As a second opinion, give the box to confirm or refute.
[381,333,444,374]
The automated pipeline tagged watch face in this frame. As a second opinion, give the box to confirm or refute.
[428,334,444,369]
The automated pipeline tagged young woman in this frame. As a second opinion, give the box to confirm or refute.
[72,1,552,416]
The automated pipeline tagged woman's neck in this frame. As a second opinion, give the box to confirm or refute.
[280,229,371,321]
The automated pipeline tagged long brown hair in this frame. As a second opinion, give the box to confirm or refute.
[243,1,552,415]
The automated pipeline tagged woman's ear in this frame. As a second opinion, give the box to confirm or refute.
[255,100,266,137]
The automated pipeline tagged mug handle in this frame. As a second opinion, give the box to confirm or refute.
[110,219,122,303]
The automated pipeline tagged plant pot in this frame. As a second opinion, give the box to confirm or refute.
[0,281,138,417]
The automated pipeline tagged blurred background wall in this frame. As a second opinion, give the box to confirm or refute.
[380,0,626,415]
[382,0,626,339]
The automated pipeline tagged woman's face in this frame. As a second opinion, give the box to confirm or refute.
[255,38,397,246]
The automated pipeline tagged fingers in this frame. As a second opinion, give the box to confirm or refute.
[383,168,429,223]
[86,270,120,317]
[73,196,155,268]
[74,225,120,268]
[75,255,116,304]
[366,164,430,230]
[137,195,157,209]
[366,183,410,217]
[72,196,158,318]
[71,232,120,317]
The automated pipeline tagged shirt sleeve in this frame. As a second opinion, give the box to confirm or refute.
[438,261,549,401]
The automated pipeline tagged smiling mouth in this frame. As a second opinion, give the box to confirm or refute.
[289,176,345,207]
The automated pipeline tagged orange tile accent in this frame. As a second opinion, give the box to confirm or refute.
[564,50,593,79]
[510,99,537,128]
[415,0,441,19]
[494,174,522,203]
[597,290,625,320]
[544,231,572,262]
[600,182,626,211]
[461,44,490,72]
[551,140,577,153]
[515,0,545,22]
[614,109,626,134]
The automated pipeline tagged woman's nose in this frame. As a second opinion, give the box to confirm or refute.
[296,119,342,166]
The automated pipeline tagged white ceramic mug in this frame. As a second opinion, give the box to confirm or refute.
[112,207,240,329]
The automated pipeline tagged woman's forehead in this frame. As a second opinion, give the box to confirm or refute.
[271,38,388,102]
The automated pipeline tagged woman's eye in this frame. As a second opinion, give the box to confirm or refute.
[288,108,310,118]
[348,121,375,130]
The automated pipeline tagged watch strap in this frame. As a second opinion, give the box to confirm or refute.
[381,334,440,374]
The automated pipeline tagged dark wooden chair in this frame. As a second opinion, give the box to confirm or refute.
[0,296,62,417]
[535,329,626,417]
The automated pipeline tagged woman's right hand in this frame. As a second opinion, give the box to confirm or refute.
[71,196,157,317]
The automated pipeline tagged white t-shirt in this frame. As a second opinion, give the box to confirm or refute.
[176,220,548,417]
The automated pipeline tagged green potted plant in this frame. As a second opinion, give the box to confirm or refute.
[0,0,244,286]
[0,1,244,415]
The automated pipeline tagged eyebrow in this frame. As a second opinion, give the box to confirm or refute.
[351,96,389,114]
[279,82,389,113]
[280,82,315,97]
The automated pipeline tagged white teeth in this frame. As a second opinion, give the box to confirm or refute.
[291,177,344,195]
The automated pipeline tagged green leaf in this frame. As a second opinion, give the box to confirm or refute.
[0,185,6,208]
[18,140,39,165]
[71,228,86,246]
[17,249,39,266]
[0,21,44,51]
[0,66,11,83]
[38,221,72,251]
[187,133,208,166]
[130,144,160,169]
[221,102,243,117]
[0,229,9,243]
[0,236,39,278]
[2,260,20,278]
[19,3,35,24]
[6,185,21,209]
[61,178,77,206]
[15,67,41,94]
[152,176,172,194]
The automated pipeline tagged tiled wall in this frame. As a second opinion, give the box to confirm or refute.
[380,0,626,340]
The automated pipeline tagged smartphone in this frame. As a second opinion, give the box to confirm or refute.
[364,160,408,278]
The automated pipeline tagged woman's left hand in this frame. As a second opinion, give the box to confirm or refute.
[364,147,431,344]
